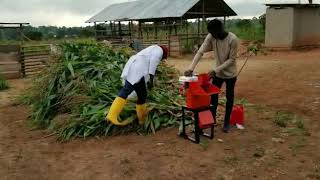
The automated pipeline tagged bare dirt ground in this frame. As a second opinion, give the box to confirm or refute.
[1,48,320,180]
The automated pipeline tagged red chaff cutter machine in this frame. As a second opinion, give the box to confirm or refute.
[178,74,220,144]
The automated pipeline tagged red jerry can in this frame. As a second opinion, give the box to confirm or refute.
[230,105,245,125]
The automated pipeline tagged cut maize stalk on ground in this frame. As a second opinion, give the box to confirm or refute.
[22,41,186,140]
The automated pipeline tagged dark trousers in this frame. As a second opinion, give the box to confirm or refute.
[118,78,147,104]
[211,76,237,128]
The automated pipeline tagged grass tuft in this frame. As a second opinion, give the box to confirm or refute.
[0,74,9,91]
[273,111,294,128]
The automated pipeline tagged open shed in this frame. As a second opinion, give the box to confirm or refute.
[0,23,29,79]
[0,23,51,79]
[86,0,236,56]
[265,3,320,49]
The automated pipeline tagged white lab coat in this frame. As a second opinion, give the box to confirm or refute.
[121,45,163,85]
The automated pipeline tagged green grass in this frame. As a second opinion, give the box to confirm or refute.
[273,111,309,137]
[228,26,265,42]
[229,21,265,42]
[273,111,294,128]
[271,110,310,155]
[290,137,307,153]
[0,74,9,91]
[219,97,252,107]
[294,118,305,129]
[199,139,209,150]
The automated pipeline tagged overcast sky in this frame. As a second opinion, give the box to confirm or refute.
[0,0,318,27]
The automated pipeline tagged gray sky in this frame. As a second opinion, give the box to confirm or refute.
[0,0,318,27]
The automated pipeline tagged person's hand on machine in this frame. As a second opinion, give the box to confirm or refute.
[209,70,217,79]
[184,69,193,77]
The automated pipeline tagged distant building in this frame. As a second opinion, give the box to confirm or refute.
[85,0,236,56]
[265,3,320,49]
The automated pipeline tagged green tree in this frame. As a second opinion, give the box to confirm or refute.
[80,28,95,37]
[24,31,43,41]
[259,14,266,30]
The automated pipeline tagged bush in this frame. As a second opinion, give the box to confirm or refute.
[226,18,265,41]
[24,31,43,41]
[273,111,292,127]
[0,74,9,90]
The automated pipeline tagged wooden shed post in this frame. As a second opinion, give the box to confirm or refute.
[112,21,115,36]
[174,19,178,36]
[118,21,122,36]
[154,22,158,40]
[168,20,172,54]
[94,22,97,39]
[168,20,172,38]
[146,23,149,39]
[109,21,112,36]
[186,20,189,48]
[197,18,200,43]
[104,21,108,37]
[129,21,132,40]
[138,21,142,39]
[202,0,206,34]
[110,21,114,37]
[144,24,149,39]
[19,24,23,45]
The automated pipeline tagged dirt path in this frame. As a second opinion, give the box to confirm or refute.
[1,49,320,180]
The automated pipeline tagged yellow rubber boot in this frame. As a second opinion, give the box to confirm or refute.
[106,97,131,126]
[136,104,148,125]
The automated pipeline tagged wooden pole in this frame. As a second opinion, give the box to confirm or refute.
[155,22,158,40]
[169,20,172,38]
[109,21,112,37]
[174,22,177,36]
[224,16,226,24]
[129,21,132,40]
[202,0,206,34]
[146,24,149,39]
[112,21,115,36]
[167,20,171,55]
[186,20,189,48]
[110,22,113,36]
[118,21,122,36]
[19,23,23,45]
[104,21,108,36]
[138,21,142,39]
[18,23,25,77]
[197,18,200,43]
[94,22,97,40]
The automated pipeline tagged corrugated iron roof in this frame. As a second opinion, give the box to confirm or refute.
[86,0,236,23]
[265,3,320,7]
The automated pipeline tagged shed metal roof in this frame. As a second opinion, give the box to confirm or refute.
[265,3,320,8]
[86,0,236,23]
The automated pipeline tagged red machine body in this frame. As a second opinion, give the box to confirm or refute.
[185,74,220,109]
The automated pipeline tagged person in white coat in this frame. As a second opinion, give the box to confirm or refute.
[106,45,169,126]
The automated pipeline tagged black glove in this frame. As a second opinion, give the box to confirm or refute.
[148,74,154,90]
[184,69,193,77]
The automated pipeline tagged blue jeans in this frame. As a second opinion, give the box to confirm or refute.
[118,78,147,104]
